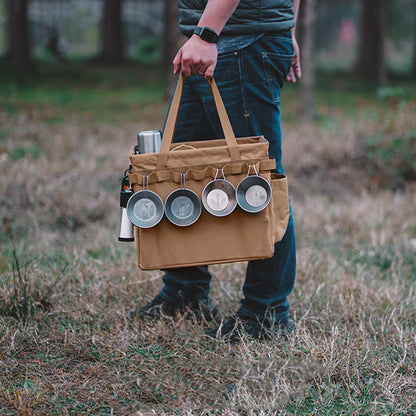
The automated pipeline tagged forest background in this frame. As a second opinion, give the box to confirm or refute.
[0,0,415,415]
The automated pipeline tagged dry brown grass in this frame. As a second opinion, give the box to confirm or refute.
[0,70,415,415]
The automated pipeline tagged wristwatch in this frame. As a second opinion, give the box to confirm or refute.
[193,26,220,44]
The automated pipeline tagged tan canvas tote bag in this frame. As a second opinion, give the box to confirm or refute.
[128,73,290,270]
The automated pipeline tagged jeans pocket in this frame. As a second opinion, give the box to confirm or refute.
[214,51,240,84]
[262,51,294,103]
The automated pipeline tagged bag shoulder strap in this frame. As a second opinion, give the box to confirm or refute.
[157,72,241,168]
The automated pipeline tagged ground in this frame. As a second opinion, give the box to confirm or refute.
[0,64,415,415]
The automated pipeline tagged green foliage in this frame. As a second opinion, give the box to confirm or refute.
[376,86,408,102]
[131,36,161,64]
[364,134,416,187]
[0,128,8,141]
[0,63,166,122]
[8,143,46,161]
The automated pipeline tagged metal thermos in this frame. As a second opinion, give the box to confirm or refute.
[137,130,162,154]
[118,174,135,242]
[119,130,161,240]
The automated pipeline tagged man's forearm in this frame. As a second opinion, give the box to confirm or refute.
[286,0,301,82]
[197,0,241,35]
[292,0,300,31]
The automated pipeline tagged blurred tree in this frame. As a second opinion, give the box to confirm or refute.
[299,0,316,121]
[163,0,180,94]
[162,0,179,67]
[413,0,416,76]
[356,0,387,83]
[7,0,33,70]
[100,0,125,63]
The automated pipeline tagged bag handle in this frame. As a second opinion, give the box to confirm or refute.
[157,72,241,167]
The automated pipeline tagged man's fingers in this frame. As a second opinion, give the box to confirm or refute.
[286,68,295,83]
[294,62,301,79]
[181,58,193,77]
[172,37,218,78]
[172,50,182,75]
[180,56,200,77]
[204,63,215,80]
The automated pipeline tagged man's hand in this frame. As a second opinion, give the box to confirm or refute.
[173,35,218,80]
[286,36,301,83]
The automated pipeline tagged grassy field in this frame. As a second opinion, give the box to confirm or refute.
[0,63,415,415]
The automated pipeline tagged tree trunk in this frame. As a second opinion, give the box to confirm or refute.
[300,0,316,122]
[163,0,180,95]
[356,0,387,84]
[101,0,125,64]
[413,0,416,77]
[7,0,33,71]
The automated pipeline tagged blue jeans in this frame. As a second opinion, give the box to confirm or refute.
[160,32,296,324]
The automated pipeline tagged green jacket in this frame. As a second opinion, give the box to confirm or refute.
[177,0,295,36]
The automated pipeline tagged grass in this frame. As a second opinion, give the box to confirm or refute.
[0,61,167,124]
[0,63,415,415]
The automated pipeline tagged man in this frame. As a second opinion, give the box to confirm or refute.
[132,0,301,343]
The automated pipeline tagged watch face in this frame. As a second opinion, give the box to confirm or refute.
[195,26,219,43]
[201,28,217,43]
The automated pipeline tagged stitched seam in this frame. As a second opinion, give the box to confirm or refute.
[238,51,249,116]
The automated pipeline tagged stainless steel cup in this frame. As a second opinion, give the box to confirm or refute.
[236,165,272,213]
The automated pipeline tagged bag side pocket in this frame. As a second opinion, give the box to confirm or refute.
[270,173,290,242]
